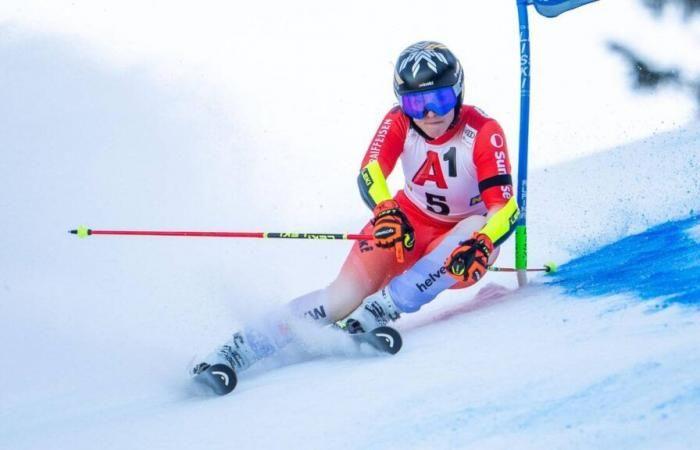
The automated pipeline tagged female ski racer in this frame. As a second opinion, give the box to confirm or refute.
[194,41,520,382]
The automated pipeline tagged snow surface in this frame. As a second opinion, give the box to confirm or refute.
[690,223,700,243]
[1,1,699,449]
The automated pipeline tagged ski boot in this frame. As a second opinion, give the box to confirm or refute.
[191,330,262,395]
[336,287,403,355]
[340,287,402,334]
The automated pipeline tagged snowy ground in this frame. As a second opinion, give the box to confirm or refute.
[1,1,699,449]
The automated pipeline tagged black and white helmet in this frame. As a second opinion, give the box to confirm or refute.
[393,41,464,104]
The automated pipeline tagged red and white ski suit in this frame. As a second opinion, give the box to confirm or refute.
[313,104,519,319]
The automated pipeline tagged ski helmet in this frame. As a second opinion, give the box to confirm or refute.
[393,41,464,112]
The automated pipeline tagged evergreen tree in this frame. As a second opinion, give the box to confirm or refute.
[608,0,700,111]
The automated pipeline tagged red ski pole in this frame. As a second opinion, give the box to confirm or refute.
[69,226,556,273]
[69,226,372,241]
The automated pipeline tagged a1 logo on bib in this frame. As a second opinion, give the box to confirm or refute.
[412,147,457,188]
[412,151,447,188]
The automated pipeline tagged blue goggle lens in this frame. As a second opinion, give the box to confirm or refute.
[400,87,458,119]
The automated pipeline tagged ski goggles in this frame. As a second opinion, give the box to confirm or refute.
[399,86,458,119]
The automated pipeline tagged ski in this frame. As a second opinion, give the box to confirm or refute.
[351,325,403,355]
[192,325,402,396]
[192,362,238,395]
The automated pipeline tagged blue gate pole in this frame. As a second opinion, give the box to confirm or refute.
[515,0,531,286]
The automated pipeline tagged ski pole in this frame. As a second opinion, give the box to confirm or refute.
[70,226,556,273]
[69,226,372,241]
[488,262,557,274]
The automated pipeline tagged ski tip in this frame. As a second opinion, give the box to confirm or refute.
[370,326,403,355]
[69,226,91,238]
[194,363,238,395]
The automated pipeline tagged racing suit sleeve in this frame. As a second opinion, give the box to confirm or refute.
[472,119,519,247]
[357,107,409,209]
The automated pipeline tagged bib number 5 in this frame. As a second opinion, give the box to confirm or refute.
[426,193,450,215]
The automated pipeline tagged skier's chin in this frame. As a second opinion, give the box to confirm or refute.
[414,111,454,139]
[417,121,450,139]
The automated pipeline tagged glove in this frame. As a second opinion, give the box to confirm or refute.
[446,233,494,285]
[371,200,415,253]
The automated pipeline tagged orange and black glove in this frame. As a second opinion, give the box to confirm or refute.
[446,233,494,285]
[372,200,415,261]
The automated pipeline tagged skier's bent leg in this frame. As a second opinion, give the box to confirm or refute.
[196,307,295,375]
[197,219,412,375]
[343,215,496,330]
[224,288,340,359]
[284,223,411,327]
[388,215,491,313]
[198,266,390,375]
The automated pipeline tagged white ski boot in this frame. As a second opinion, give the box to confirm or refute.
[340,287,402,334]
[191,331,262,395]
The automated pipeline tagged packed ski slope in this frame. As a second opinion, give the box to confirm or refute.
[1,1,699,449]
